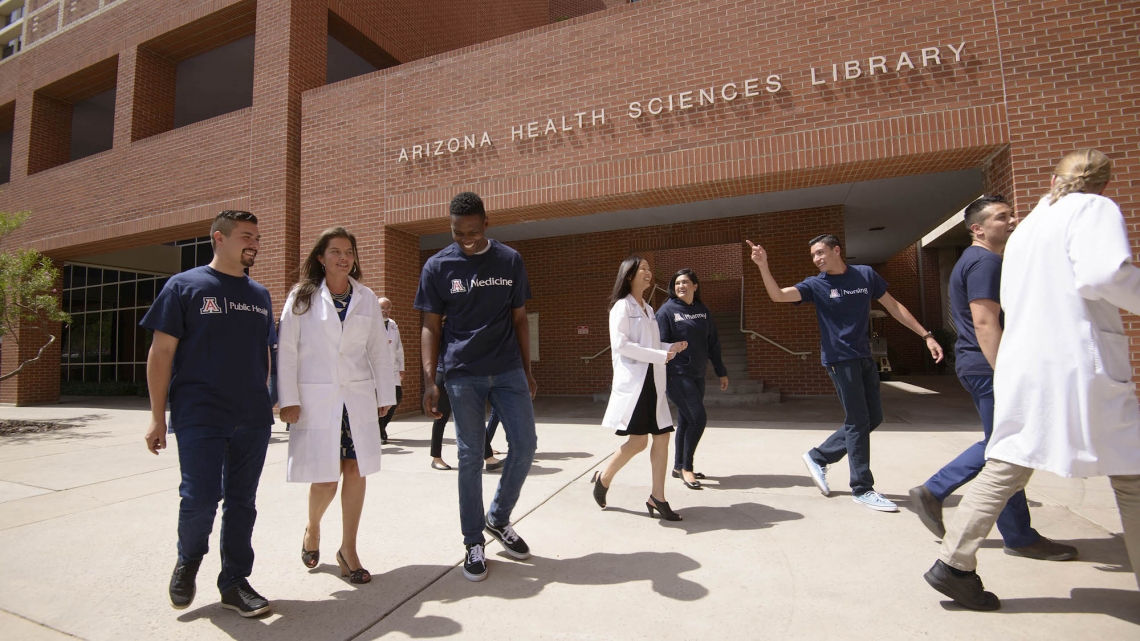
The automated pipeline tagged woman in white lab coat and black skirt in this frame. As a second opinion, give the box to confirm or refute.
[590,256,687,520]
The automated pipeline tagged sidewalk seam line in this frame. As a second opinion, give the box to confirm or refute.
[345,452,613,639]
[0,606,84,639]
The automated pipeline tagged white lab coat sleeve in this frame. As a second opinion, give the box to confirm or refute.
[610,302,668,364]
[277,294,302,409]
[392,322,405,374]
[1068,197,1140,315]
[368,305,398,407]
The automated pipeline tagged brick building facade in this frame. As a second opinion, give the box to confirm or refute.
[0,0,1136,408]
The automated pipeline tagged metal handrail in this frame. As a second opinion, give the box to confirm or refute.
[739,278,812,360]
[580,286,670,362]
[581,345,610,362]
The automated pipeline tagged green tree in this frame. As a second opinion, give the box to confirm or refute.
[0,212,71,381]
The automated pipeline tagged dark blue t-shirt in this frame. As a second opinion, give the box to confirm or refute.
[949,245,1003,377]
[794,264,888,365]
[655,298,727,379]
[140,266,275,431]
[414,240,531,378]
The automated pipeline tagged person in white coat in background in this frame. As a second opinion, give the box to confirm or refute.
[925,149,1140,610]
[278,227,396,585]
[377,297,404,444]
[591,256,687,521]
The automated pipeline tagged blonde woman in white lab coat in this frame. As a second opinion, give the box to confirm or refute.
[591,256,687,520]
[926,149,1140,610]
[278,227,397,585]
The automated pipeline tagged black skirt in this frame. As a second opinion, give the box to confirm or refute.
[616,367,674,436]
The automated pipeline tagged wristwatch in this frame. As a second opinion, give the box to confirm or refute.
[921,331,934,340]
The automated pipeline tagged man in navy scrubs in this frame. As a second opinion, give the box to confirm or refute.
[910,195,1075,560]
[142,210,276,617]
[415,192,538,582]
[747,234,942,512]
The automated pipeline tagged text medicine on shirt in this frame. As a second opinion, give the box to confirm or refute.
[413,240,532,378]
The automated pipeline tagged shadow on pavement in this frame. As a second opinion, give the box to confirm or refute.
[706,474,815,490]
[359,551,707,639]
[176,564,454,640]
[532,451,592,461]
[997,588,1140,624]
[0,414,110,442]
[979,536,1133,572]
[599,501,803,535]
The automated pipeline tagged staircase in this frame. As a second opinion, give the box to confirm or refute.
[704,312,780,406]
[591,312,780,405]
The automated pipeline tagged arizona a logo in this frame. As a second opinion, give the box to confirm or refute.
[450,279,467,294]
[200,297,223,314]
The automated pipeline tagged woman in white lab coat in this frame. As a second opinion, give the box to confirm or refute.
[278,227,396,585]
[591,256,687,520]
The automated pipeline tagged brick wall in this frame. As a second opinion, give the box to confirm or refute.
[874,244,944,375]
[652,243,743,315]
[993,1,1140,383]
[410,208,838,397]
[3,0,1139,404]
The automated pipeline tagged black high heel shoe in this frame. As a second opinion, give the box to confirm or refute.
[646,495,682,521]
[301,528,319,568]
[591,471,608,508]
[336,550,371,584]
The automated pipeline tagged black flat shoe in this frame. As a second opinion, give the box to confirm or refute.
[485,460,504,472]
[337,550,371,585]
[431,460,453,470]
[591,471,608,508]
[646,495,682,521]
[681,477,702,489]
[671,469,705,479]
[301,528,319,569]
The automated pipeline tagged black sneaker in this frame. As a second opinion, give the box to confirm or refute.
[463,543,488,582]
[923,560,1001,611]
[168,559,200,610]
[484,517,531,560]
[220,580,271,617]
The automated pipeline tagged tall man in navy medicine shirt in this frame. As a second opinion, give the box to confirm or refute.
[909,196,1076,561]
[747,234,943,512]
[415,192,538,582]
[142,210,276,618]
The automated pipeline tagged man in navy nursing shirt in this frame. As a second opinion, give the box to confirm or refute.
[142,210,275,617]
[747,234,942,512]
[909,196,1076,560]
[415,191,538,582]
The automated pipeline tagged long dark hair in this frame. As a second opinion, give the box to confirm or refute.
[668,268,702,304]
[291,227,363,314]
[609,255,647,309]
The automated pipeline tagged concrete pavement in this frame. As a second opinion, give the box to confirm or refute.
[0,377,1136,640]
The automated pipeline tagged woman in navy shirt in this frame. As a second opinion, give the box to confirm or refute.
[656,269,729,488]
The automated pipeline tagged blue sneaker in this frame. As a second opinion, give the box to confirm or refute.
[801,453,830,496]
[853,490,898,512]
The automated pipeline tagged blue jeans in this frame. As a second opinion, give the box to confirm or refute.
[811,358,882,495]
[924,374,1039,548]
[174,423,271,592]
[666,375,707,472]
[445,368,538,546]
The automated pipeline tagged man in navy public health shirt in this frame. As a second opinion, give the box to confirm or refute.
[141,210,276,617]
[909,196,1076,561]
[746,234,943,512]
[415,192,538,582]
